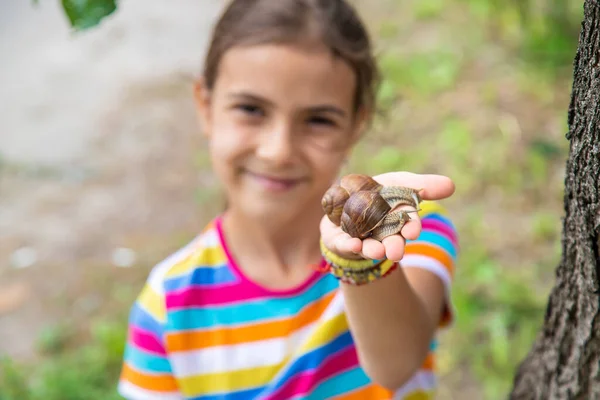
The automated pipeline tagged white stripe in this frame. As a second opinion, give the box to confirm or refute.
[393,370,436,399]
[169,322,316,377]
[319,290,345,320]
[118,380,183,400]
[200,228,220,247]
[147,234,203,293]
[400,255,452,289]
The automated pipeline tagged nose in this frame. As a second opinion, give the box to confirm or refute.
[255,120,295,165]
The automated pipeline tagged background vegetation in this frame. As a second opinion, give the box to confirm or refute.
[0,0,584,399]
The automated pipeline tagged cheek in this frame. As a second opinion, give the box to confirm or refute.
[209,115,252,157]
[310,154,346,184]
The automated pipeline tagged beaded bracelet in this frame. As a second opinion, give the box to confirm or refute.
[319,239,398,285]
[319,239,382,270]
[327,259,398,285]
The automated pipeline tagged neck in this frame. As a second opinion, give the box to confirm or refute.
[221,203,324,288]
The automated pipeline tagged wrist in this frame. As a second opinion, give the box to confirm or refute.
[319,238,396,285]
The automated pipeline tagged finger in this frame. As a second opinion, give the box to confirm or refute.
[399,207,422,241]
[320,216,362,255]
[361,238,386,260]
[373,172,455,201]
[381,234,406,261]
[334,235,363,255]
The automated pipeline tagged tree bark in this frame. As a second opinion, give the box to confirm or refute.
[509,1,600,399]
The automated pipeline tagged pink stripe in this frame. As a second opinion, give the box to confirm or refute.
[422,219,458,246]
[165,282,274,308]
[267,347,359,400]
[130,325,166,355]
[215,215,323,297]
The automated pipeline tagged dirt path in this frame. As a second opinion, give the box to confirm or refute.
[0,0,223,360]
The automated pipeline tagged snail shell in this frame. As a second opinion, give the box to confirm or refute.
[321,185,350,225]
[322,174,382,225]
[340,190,391,239]
[340,174,382,194]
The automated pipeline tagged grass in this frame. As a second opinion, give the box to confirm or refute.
[0,0,583,399]
[0,318,127,400]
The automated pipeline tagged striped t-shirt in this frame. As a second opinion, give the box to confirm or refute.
[118,201,458,400]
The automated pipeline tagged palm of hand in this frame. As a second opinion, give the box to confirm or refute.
[320,172,455,262]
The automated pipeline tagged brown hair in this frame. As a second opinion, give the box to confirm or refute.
[202,0,380,116]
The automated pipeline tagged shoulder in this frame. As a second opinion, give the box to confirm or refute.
[403,200,459,280]
[415,200,458,251]
[133,219,224,322]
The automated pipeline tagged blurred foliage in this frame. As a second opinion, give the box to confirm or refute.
[59,0,117,30]
[463,0,582,76]
[0,318,126,400]
[4,0,583,399]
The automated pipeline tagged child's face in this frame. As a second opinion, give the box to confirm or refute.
[196,42,365,223]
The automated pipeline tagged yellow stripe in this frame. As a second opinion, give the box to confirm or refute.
[178,362,287,395]
[137,284,165,323]
[404,390,434,400]
[165,246,227,278]
[298,312,349,354]
[418,201,448,218]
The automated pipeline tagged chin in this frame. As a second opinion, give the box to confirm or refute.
[244,200,315,226]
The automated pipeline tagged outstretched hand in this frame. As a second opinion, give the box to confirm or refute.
[320,172,455,262]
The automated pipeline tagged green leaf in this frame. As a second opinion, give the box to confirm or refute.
[61,0,117,31]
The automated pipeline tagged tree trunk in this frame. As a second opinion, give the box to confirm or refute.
[509,1,600,399]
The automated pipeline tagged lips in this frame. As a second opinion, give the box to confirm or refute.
[244,170,305,191]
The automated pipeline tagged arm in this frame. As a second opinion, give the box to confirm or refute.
[320,173,457,390]
[341,204,457,390]
[118,278,182,400]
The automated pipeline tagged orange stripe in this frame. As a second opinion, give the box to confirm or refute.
[332,355,434,400]
[421,352,435,370]
[405,243,454,276]
[166,291,336,351]
[333,384,394,400]
[120,363,179,392]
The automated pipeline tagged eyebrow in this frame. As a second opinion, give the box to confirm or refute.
[227,91,347,117]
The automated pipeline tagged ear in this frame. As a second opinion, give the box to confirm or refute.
[194,77,212,138]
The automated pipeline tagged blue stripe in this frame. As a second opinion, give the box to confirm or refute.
[163,264,238,291]
[129,303,164,337]
[166,277,339,330]
[189,386,265,400]
[124,344,172,373]
[306,367,371,399]
[430,339,438,351]
[421,213,455,229]
[261,331,355,397]
[409,231,457,258]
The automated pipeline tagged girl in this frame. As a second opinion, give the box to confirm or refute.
[118,0,458,399]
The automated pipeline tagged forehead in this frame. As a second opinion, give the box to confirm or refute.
[214,43,357,110]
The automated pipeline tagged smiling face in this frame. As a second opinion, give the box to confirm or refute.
[195,42,366,225]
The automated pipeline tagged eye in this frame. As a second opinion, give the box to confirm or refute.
[235,104,264,117]
[308,115,336,127]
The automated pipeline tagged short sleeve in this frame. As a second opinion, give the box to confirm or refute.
[402,200,459,328]
[118,275,182,400]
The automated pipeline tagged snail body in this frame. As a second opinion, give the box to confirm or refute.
[322,174,422,241]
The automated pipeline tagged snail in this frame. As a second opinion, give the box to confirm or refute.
[321,174,422,241]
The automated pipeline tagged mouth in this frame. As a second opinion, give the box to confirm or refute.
[243,170,306,192]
